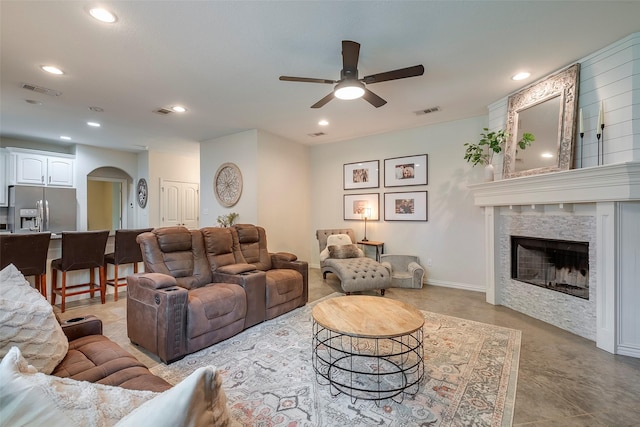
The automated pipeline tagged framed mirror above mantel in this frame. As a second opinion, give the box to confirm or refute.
[503,63,580,179]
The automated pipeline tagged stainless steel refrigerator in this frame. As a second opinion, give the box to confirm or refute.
[8,185,77,234]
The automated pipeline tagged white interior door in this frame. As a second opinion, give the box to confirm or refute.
[181,182,200,229]
[160,179,199,228]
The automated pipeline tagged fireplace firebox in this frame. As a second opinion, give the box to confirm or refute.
[511,236,589,299]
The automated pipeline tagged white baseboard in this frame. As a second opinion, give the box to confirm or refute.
[425,278,485,293]
[617,345,640,358]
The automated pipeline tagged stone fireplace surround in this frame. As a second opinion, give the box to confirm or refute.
[470,162,640,358]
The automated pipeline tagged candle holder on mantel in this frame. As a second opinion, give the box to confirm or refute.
[579,132,584,167]
[600,123,605,165]
[597,102,605,165]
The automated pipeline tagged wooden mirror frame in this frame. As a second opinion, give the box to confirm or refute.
[503,63,580,178]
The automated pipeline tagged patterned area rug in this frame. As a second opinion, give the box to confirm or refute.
[150,294,521,426]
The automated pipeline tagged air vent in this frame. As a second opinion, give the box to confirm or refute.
[414,106,441,116]
[307,132,326,137]
[153,108,173,115]
[21,82,61,96]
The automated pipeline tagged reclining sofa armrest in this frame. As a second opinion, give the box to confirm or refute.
[271,258,309,306]
[211,270,267,328]
[60,315,102,341]
[271,252,297,262]
[129,272,178,289]
[127,273,188,363]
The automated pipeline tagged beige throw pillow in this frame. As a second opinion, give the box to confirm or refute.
[0,264,68,374]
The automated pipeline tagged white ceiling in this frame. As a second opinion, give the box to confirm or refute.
[2,1,639,155]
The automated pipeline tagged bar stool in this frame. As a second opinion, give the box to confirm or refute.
[0,232,52,297]
[50,230,109,312]
[104,227,152,301]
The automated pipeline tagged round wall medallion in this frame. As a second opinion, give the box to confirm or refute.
[136,178,148,208]
[214,162,243,207]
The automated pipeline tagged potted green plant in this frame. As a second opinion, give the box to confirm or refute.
[464,128,534,180]
[217,212,239,227]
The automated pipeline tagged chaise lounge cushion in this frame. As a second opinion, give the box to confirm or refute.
[0,264,68,374]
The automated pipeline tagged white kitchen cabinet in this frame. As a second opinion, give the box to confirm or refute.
[160,179,199,229]
[0,149,7,206]
[8,148,75,187]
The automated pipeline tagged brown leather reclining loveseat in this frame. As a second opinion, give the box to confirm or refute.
[127,224,308,363]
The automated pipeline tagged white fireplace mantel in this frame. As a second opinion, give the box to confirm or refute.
[468,162,640,207]
[469,161,640,358]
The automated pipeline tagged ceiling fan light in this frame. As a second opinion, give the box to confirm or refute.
[334,81,365,100]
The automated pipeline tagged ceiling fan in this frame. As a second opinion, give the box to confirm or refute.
[279,40,424,109]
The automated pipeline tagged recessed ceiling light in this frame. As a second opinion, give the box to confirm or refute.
[41,65,64,75]
[171,105,187,113]
[87,121,101,127]
[89,8,117,23]
[60,136,71,141]
[541,152,554,158]
[512,72,531,81]
[318,119,329,126]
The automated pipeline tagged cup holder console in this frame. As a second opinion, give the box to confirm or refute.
[240,270,260,275]
[64,317,86,323]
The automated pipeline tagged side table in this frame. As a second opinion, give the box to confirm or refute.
[357,240,384,262]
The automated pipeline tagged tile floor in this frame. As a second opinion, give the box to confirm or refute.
[57,268,640,426]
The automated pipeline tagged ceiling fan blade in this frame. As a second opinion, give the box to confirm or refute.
[342,40,360,71]
[362,64,425,84]
[311,92,335,109]
[279,76,336,84]
[362,88,387,108]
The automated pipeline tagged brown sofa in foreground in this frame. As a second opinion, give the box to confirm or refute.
[54,315,171,391]
[127,224,308,363]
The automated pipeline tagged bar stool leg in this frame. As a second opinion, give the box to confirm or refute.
[61,271,67,313]
[38,274,47,299]
[89,268,95,298]
[100,266,106,304]
[113,264,119,301]
[51,269,57,307]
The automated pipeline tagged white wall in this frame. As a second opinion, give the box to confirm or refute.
[148,149,200,227]
[310,116,488,291]
[200,130,259,227]
[257,130,311,260]
[200,130,311,258]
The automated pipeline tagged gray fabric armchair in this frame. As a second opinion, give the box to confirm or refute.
[380,254,425,289]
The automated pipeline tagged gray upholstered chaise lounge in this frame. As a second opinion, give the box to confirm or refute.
[316,228,391,295]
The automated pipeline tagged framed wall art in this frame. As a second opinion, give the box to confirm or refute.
[343,160,379,190]
[384,154,428,187]
[384,191,428,221]
[343,193,380,221]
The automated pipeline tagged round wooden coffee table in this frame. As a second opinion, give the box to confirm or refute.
[311,295,424,403]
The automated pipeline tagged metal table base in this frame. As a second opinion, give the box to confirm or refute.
[312,320,424,403]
